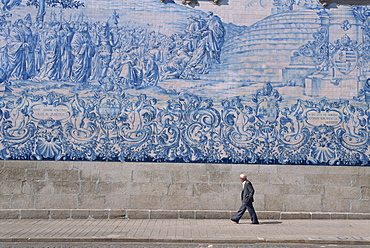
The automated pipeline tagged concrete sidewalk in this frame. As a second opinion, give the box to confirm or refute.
[0,219,369,245]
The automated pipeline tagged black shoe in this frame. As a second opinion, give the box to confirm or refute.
[231,218,239,224]
[251,222,259,224]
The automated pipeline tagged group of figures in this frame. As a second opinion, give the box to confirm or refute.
[0,11,225,88]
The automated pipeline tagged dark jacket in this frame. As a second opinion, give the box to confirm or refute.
[241,180,255,203]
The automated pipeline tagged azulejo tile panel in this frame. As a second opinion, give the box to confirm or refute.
[0,0,369,165]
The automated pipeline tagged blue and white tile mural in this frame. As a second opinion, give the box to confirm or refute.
[0,0,369,165]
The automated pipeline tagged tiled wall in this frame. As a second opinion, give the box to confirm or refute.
[0,0,369,166]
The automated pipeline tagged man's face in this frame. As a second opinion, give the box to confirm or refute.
[239,177,245,182]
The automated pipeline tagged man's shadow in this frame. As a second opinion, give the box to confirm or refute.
[238,221,283,225]
[259,221,282,225]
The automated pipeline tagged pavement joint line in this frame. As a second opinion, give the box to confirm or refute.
[0,238,369,245]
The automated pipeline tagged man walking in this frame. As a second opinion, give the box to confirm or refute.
[231,174,259,224]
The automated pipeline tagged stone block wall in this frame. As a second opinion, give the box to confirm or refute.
[0,160,369,219]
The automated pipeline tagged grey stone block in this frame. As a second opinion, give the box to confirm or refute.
[11,194,34,209]
[352,200,370,213]
[258,164,277,174]
[257,184,290,195]
[132,171,151,182]
[232,164,260,173]
[0,181,21,194]
[277,165,325,175]
[171,163,206,171]
[330,213,348,219]
[20,209,49,219]
[126,182,141,195]
[130,196,161,210]
[167,183,193,196]
[71,209,89,219]
[72,161,98,170]
[21,181,33,194]
[50,209,71,219]
[172,171,189,183]
[35,195,78,209]
[79,169,99,182]
[47,169,79,181]
[194,183,222,195]
[305,174,351,186]
[33,181,54,194]
[96,162,123,171]
[151,171,172,183]
[0,210,19,219]
[223,183,241,194]
[4,161,37,169]
[54,181,80,194]
[286,185,325,195]
[164,163,190,172]
[126,210,150,219]
[311,212,331,219]
[59,195,79,209]
[351,175,370,187]
[0,168,26,181]
[361,186,370,199]
[96,182,127,195]
[199,194,236,210]
[324,186,359,199]
[251,195,265,210]
[179,210,195,219]
[161,196,199,210]
[209,171,234,183]
[323,199,351,212]
[109,209,126,219]
[0,195,11,208]
[269,173,305,185]
[280,212,311,219]
[89,210,109,219]
[325,166,359,175]
[256,211,280,219]
[134,162,166,171]
[25,169,46,181]
[35,195,60,209]
[78,195,105,209]
[105,195,131,209]
[264,194,284,211]
[195,210,230,219]
[81,181,98,195]
[150,210,178,219]
[206,164,232,172]
[38,161,73,170]
[347,213,370,220]
[189,171,209,183]
[283,195,322,212]
[247,173,269,183]
[99,169,132,182]
[139,183,168,195]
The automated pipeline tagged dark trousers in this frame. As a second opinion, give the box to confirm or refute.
[232,200,259,223]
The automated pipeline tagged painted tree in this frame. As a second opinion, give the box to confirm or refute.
[26,0,85,23]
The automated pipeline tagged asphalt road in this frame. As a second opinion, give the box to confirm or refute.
[0,243,369,248]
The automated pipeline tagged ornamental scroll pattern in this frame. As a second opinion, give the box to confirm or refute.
[0,83,369,165]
